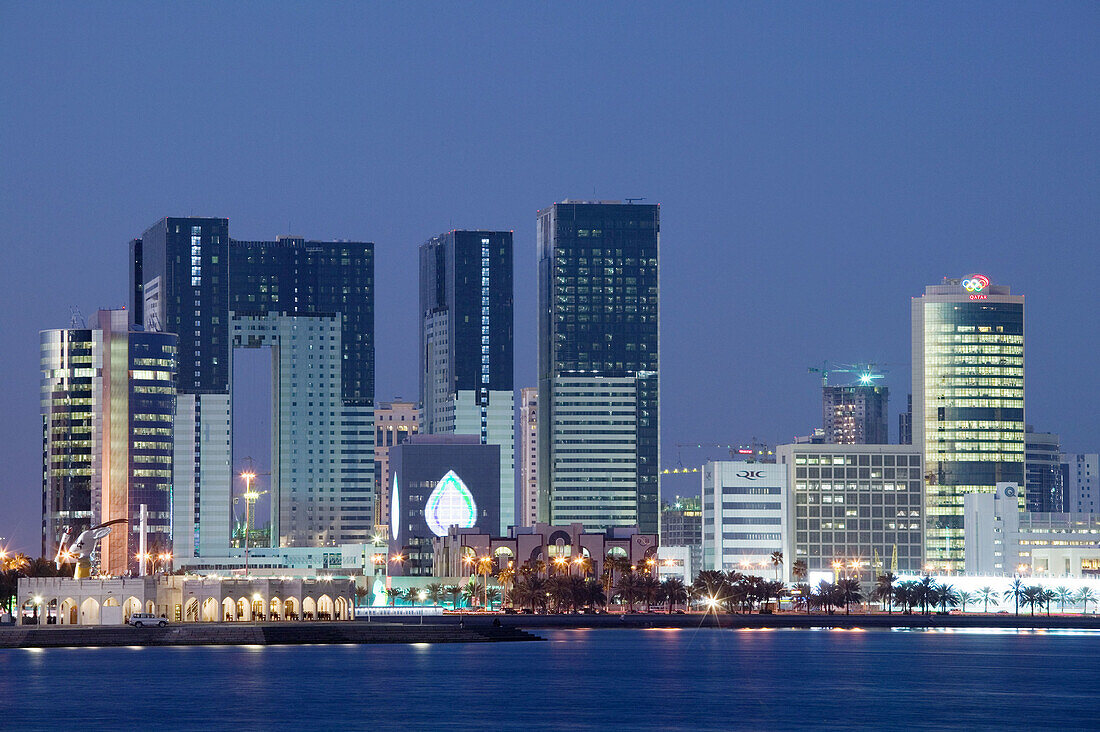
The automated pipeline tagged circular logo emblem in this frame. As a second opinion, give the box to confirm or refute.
[1004,486,1017,497]
[961,274,990,292]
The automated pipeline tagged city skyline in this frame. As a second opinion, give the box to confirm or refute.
[2,4,1098,553]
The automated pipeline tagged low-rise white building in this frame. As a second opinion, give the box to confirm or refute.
[701,462,787,577]
[965,482,1100,578]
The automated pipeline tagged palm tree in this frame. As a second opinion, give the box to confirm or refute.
[917,576,936,615]
[637,573,661,612]
[546,575,572,613]
[425,582,445,606]
[975,586,997,613]
[1003,578,1026,616]
[406,587,422,607]
[956,590,972,613]
[1054,586,1074,613]
[791,583,812,614]
[444,584,462,610]
[838,578,863,615]
[615,572,640,612]
[485,586,501,609]
[462,579,481,608]
[354,585,370,608]
[791,559,808,583]
[1041,589,1057,617]
[935,584,959,613]
[660,577,688,613]
[1076,587,1097,614]
[894,582,916,614]
[496,565,516,608]
[1021,585,1043,616]
[873,572,897,613]
[815,580,842,615]
[770,551,783,581]
[387,586,404,606]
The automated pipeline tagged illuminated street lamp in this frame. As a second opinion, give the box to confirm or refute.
[552,555,569,576]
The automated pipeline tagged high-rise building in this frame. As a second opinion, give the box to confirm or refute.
[519,387,538,527]
[822,385,889,444]
[1025,427,1063,512]
[388,435,501,576]
[899,394,913,445]
[661,496,702,579]
[777,443,925,579]
[1061,453,1099,514]
[374,400,418,531]
[131,218,375,556]
[419,230,514,534]
[701,463,787,576]
[537,201,660,533]
[912,274,1024,572]
[41,309,177,574]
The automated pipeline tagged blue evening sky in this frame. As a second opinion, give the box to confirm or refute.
[1,3,1097,552]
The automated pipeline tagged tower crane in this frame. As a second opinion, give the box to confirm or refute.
[808,361,889,387]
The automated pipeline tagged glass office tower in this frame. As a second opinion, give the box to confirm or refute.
[537,201,660,534]
[419,230,514,533]
[912,275,1024,572]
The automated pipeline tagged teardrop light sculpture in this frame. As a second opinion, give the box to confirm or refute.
[390,473,400,541]
[425,470,477,537]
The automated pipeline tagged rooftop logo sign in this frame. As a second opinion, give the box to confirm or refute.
[962,274,989,292]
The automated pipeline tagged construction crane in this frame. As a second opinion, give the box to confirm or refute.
[234,457,270,574]
[660,440,774,475]
[808,361,889,387]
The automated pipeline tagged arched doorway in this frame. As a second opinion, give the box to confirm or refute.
[124,597,142,621]
[60,598,77,625]
[284,598,299,620]
[251,597,265,621]
[302,596,317,620]
[20,599,39,625]
[202,598,219,622]
[236,598,250,621]
[80,597,101,625]
[185,598,200,622]
[222,597,236,622]
[46,599,58,625]
[334,597,347,620]
[317,595,334,620]
[269,597,282,621]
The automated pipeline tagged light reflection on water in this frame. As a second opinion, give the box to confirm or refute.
[1,628,1097,730]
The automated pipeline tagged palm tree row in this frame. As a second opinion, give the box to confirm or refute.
[690,570,788,614]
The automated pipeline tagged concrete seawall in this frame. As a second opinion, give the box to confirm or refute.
[0,621,540,649]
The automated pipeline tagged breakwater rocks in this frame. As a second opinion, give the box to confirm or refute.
[0,621,541,649]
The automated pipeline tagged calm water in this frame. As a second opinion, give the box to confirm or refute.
[2,628,1099,730]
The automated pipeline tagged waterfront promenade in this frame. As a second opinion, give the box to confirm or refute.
[4,611,1099,649]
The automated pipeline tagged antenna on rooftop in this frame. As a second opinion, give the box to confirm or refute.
[69,306,85,328]
[625,197,647,204]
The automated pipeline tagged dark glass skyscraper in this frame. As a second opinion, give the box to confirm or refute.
[419,230,514,532]
[131,218,375,556]
[537,201,660,533]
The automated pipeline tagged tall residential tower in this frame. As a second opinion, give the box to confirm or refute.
[537,201,660,533]
[418,230,514,533]
[912,274,1024,572]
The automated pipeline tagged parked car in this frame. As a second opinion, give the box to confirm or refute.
[128,613,167,628]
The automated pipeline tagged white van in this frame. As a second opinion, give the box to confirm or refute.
[127,613,167,627]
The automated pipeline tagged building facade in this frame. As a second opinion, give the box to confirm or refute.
[41,309,178,575]
[419,230,514,533]
[912,274,1025,572]
[777,443,925,579]
[1062,453,1099,514]
[389,435,501,576]
[701,462,788,576]
[899,394,913,445]
[537,201,660,533]
[1025,427,1063,513]
[130,218,375,557]
[374,400,419,531]
[519,387,538,527]
[964,482,1100,578]
[822,385,889,444]
[661,496,702,580]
